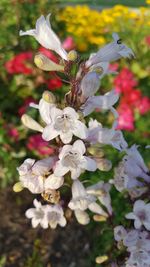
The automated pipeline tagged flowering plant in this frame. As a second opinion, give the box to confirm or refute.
[13,13,150,266]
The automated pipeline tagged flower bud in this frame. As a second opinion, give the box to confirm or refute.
[13,182,23,192]
[93,214,107,222]
[34,53,64,72]
[81,72,100,98]
[21,114,43,132]
[67,50,78,61]
[42,90,56,104]
[95,255,108,264]
[97,158,112,171]
[87,145,104,157]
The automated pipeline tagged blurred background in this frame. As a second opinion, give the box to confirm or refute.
[0,0,150,267]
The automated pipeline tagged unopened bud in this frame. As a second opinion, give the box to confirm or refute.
[42,91,56,104]
[88,145,104,157]
[97,158,112,171]
[95,255,108,264]
[93,214,107,222]
[34,53,64,72]
[67,50,78,61]
[21,114,43,132]
[13,182,23,192]
[81,72,100,98]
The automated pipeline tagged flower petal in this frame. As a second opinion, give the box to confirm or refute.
[42,124,58,141]
[54,161,69,177]
[83,157,97,171]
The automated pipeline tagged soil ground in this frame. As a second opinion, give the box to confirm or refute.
[0,188,93,267]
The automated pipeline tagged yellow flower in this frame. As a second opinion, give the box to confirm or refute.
[58,4,150,52]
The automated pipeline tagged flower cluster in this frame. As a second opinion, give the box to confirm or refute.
[14,13,150,266]
[114,67,150,131]
[114,200,150,266]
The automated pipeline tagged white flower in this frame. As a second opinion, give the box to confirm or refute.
[17,157,57,193]
[46,204,67,229]
[127,250,150,266]
[123,230,139,248]
[42,107,87,144]
[68,180,96,211]
[124,230,150,252]
[44,174,64,190]
[30,96,56,125]
[81,89,119,116]
[86,33,134,67]
[54,140,97,179]
[68,180,108,217]
[114,225,127,242]
[25,199,49,228]
[25,200,66,229]
[19,14,68,60]
[112,161,144,192]
[125,200,150,230]
[87,118,127,150]
[86,181,112,215]
[80,71,101,99]
[123,145,150,182]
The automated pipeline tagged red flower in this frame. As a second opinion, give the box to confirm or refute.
[117,103,135,131]
[138,97,150,115]
[5,52,33,74]
[114,67,137,93]
[18,97,36,116]
[7,127,20,141]
[46,77,62,90]
[27,134,54,156]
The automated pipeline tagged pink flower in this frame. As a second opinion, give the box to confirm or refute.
[7,127,19,141]
[18,97,36,116]
[117,103,135,131]
[138,96,150,115]
[62,37,75,51]
[38,47,58,63]
[109,63,119,72]
[114,67,137,93]
[27,134,54,156]
[46,77,62,91]
[5,52,33,74]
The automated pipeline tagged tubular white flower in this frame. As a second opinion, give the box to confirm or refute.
[87,118,127,151]
[25,199,49,229]
[86,33,135,67]
[86,181,112,215]
[68,180,96,211]
[80,71,101,99]
[19,14,68,60]
[81,89,119,116]
[46,204,67,229]
[123,145,150,182]
[125,200,150,230]
[54,140,97,179]
[30,95,56,125]
[44,174,64,190]
[42,107,88,144]
[17,157,57,194]
[114,225,127,242]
